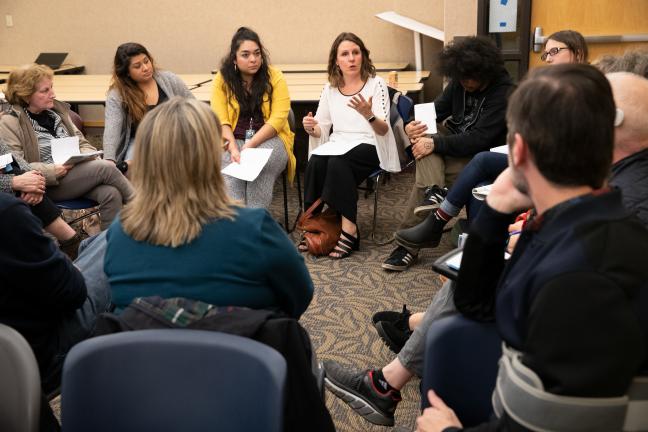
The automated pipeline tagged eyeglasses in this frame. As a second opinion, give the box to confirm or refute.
[540,47,569,61]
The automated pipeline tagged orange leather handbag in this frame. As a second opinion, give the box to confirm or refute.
[297,198,342,256]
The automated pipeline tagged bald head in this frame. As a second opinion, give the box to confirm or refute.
[607,72,648,161]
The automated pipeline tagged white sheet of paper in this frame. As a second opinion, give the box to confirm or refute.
[446,249,510,271]
[446,251,463,270]
[490,145,509,154]
[50,136,81,164]
[64,151,103,165]
[414,103,437,134]
[472,184,492,201]
[221,148,273,182]
[0,153,13,167]
[310,140,364,157]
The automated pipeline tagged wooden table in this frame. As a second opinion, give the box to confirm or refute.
[2,73,421,106]
[212,62,410,74]
[273,62,409,72]
[0,64,85,74]
[283,70,430,83]
[0,64,85,84]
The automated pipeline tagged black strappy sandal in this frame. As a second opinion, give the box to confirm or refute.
[329,229,360,259]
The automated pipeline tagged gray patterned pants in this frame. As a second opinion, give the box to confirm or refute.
[398,280,458,376]
[222,136,288,209]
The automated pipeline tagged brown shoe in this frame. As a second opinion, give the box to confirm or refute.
[59,232,82,261]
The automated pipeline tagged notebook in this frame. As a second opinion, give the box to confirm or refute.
[34,53,68,70]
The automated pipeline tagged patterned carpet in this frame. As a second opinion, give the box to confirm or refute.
[267,169,456,432]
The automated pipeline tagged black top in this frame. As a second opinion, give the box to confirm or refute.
[452,190,648,431]
[130,82,169,138]
[432,70,514,158]
[233,109,265,141]
[26,109,57,136]
[0,194,87,377]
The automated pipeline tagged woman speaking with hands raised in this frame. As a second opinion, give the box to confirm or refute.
[302,32,400,259]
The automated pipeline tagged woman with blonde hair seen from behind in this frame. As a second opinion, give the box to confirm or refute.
[0,64,133,230]
[105,97,313,318]
[301,32,400,259]
[211,27,295,209]
[104,42,194,173]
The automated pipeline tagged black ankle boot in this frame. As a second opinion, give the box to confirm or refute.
[394,213,447,249]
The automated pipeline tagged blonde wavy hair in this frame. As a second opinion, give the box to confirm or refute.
[120,97,237,247]
[5,64,54,106]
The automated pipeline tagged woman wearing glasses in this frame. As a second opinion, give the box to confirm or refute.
[541,30,588,64]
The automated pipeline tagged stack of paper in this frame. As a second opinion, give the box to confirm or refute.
[51,137,103,165]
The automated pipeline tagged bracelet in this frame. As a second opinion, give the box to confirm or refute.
[367,115,376,123]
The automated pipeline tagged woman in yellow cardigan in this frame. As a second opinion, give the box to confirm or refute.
[211,27,295,209]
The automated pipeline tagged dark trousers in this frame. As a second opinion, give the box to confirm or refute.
[304,144,380,224]
[444,151,508,220]
[14,193,62,227]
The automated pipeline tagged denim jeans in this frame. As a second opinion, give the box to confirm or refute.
[440,151,508,221]
[43,231,112,393]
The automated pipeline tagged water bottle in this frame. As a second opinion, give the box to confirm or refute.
[244,118,255,144]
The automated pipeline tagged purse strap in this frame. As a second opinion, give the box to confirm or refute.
[303,198,323,218]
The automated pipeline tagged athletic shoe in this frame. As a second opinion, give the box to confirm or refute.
[381,246,417,271]
[414,185,448,216]
[323,361,401,426]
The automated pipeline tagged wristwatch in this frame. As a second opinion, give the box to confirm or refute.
[116,161,129,174]
[367,115,376,123]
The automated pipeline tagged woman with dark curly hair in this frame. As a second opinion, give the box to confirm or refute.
[211,27,295,209]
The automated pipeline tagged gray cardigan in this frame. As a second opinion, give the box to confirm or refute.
[103,70,195,162]
[1,137,32,194]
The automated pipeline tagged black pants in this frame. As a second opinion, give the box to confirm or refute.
[304,144,380,224]
[14,193,62,227]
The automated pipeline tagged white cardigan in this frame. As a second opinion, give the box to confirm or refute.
[308,76,401,172]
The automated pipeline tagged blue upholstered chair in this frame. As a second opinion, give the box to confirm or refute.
[421,315,502,427]
[61,329,287,432]
[55,198,100,226]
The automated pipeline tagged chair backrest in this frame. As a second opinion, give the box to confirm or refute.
[288,108,296,133]
[0,323,41,432]
[388,90,415,168]
[61,329,287,432]
[422,315,502,427]
[396,93,414,122]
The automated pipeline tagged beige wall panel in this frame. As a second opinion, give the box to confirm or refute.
[530,0,648,68]
[394,0,445,29]
[0,0,436,74]
[443,0,478,43]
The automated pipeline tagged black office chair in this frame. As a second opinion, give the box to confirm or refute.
[280,108,302,232]
[61,329,287,432]
[358,91,415,242]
